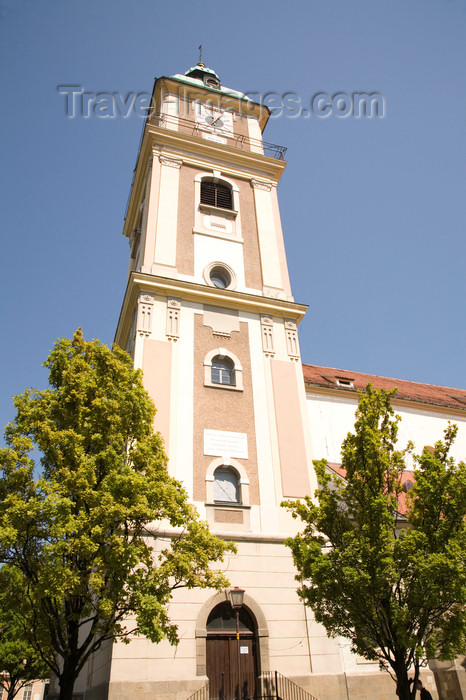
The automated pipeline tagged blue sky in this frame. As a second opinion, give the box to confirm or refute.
[1,0,465,433]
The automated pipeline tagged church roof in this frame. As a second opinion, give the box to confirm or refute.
[326,462,411,516]
[302,363,466,412]
[169,63,256,102]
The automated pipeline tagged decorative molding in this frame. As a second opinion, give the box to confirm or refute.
[114,271,309,349]
[205,456,250,507]
[194,172,239,192]
[251,178,272,192]
[194,591,269,676]
[262,286,288,300]
[285,318,300,359]
[159,155,182,169]
[212,331,231,339]
[166,297,181,341]
[137,293,154,338]
[203,305,239,335]
[202,261,237,292]
[260,315,275,355]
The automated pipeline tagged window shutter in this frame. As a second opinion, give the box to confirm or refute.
[201,181,233,210]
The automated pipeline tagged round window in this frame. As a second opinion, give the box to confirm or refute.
[209,266,231,289]
[203,262,236,291]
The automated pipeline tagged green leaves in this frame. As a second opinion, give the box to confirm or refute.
[0,330,233,700]
[283,385,466,700]
[0,566,49,699]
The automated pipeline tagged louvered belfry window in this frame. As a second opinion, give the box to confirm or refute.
[200,180,233,210]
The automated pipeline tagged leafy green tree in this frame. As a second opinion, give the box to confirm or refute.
[0,330,234,700]
[283,385,466,700]
[0,566,49,700]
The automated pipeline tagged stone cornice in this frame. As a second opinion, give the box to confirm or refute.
[143,522,289,544]
[145,125,287,176]
[114,272,308,347]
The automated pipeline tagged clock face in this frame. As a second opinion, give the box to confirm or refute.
[205,113,224,129]
[196,103,233,134]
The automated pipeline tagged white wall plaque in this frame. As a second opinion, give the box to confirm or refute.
[240,646,249,654]
[204,429,248,459]
[204,133,227,145]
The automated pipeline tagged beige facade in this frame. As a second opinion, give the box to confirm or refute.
[0,680,48,700]
[71,64,466,700]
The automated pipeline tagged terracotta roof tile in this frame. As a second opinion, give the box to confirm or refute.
[302,364,466,412]
[326,463,413,515]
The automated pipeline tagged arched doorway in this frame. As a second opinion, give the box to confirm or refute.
[206,602,259,700]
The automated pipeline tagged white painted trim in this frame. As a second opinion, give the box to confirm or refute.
[202,260,238,291]
[194,172,239,192]
[203,347,243,370]
[203,347,244,391]
[205,457,250,506]
[192,227,244,244]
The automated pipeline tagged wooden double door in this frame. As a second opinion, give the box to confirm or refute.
[206,634,258,700]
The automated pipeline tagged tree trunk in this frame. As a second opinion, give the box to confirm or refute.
[58,663,79,700]
[7,682,21,700]
[394,659,417,700]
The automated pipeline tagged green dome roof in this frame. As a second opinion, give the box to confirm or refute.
[184,62,220,81]
[170,64,254,103]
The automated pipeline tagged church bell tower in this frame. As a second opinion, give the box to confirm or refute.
[110,63,318,699]
[115,62,315,526]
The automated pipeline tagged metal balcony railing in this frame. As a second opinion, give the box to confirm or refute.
[148,112,287,160]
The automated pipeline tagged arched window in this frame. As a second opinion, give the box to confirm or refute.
[214,467,240,503]
[204,348,243,391]
[205,458,250,514]
[201,180,233,210]
[211,356,235,386]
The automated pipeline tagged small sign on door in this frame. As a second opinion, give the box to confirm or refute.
[240,646,249,654]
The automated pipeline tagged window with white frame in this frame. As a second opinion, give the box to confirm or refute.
[211,356,235,386]
[22,686,33,700]
[205,457,250,509]
[194,173,240,240]
[203,261,237,291]
[336,377,354,388]
[204,348,243,391]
